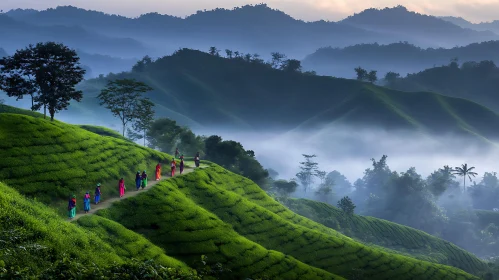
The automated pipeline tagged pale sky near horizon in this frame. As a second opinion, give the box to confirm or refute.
[1,0,498,23]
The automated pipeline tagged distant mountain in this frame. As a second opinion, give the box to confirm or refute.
[0,13,149,58]
[63,49,499,145]
[5,4,497,59]
[0,48,7,58]
[302,41,499,78]
[340,6,497,47]
[76,51,138,77]
[440,16,499,34]
[385,59,499,112]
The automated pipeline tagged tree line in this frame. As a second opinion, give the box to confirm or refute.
[0,42,272,187]
[269,153,499,259]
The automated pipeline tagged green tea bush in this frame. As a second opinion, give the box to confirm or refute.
[0,114,170,209]
[285,198,490,276]
[98,166,480,280]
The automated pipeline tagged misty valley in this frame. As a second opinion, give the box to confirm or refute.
[2,2,499,280]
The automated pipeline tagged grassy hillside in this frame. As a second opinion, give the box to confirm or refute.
[0,113,168,210]
[96,165,483,279]
[284,198,488,275]
[77,49,499,142]
[0,112,491,279]
[0,181,194,277]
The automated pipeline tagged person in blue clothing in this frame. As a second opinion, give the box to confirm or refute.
[94,183,101,204]
[83,192,91,213]
[135,171,142,190]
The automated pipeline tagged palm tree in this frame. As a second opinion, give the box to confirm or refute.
[452,163,478,192]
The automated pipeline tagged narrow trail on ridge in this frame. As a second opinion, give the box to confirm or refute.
[71,166,199,221]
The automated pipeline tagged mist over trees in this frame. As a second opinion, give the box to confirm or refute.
[266,153,499,260]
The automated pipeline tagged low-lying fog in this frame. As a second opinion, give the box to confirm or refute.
[4,96,497,186]
[197,125,498,184]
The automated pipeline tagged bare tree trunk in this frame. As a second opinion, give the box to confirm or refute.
[43,104,46,119]
[463,177,466,193]
[122,123,125,137]
[30,94,34,111]
[143,129,146,146]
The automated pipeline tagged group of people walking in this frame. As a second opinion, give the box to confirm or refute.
[67,149,201,219]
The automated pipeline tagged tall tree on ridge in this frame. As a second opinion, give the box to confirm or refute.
[453,163,478,192]
[0,42,85,120]
[97,78,154,137]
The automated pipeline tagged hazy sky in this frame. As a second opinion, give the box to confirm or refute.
[1,0,498,23]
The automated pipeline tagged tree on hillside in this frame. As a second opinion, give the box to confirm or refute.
[315,170,334,203]
[244,53,252,62]
[296,154,319,192]
[270,52,286,69]
[453,163,478,192]
[384,71,400,84]
[354,67,367,81]
[126,98,155,146]
[426,165,457,197]
[146,118,198,154]
[225,49,233,59]
[367,70,378,83]
[97,79,154,136]
[234,51,241,58]
[0,42,85,121]
[273,179,298,197]
[281,59,302,72]
[209,47,220,56]
[132,55,153,72]
[337,196,355,215]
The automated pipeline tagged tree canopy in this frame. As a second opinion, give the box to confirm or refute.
[0,42,85,120]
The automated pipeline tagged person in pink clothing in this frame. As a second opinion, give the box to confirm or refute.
[119,177,125,198]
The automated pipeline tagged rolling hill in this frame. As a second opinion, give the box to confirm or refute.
[0,13,148,58]
[284,198,489,275]
[0,107,492,279]
[72,48,499,144]
[440,16,499,35]
[302,41,499,78]
[385,60,499,112]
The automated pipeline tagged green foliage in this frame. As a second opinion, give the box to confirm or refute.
[272,179,298,197]
[0,42,85,120]
[204,135,269,186]
[285,198,490,276]
[78,49,499,143]
[296,154,318,193]
[97,78,154,136]
[127,98,155,146]
[337,196,356,215]
[97,166,341,280]
[387,60,499,112]
[0,182,122,275]
[147,117,204,156]
[78,125,128,140]
[98,165,480,279]
[75,215,190,270]
[0,114,169,208]
[453,164,478,192]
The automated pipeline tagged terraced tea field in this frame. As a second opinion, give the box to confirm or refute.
[0,109,489,279]
[285,198,489,276]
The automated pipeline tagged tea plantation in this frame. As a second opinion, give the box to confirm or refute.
[284,198,489,275]
[0,109,488,279]
[0,181,196,278]
[96,166,482,280]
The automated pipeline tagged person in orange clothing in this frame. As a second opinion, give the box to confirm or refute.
[170,158,176,177]
[155,162,161,181]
